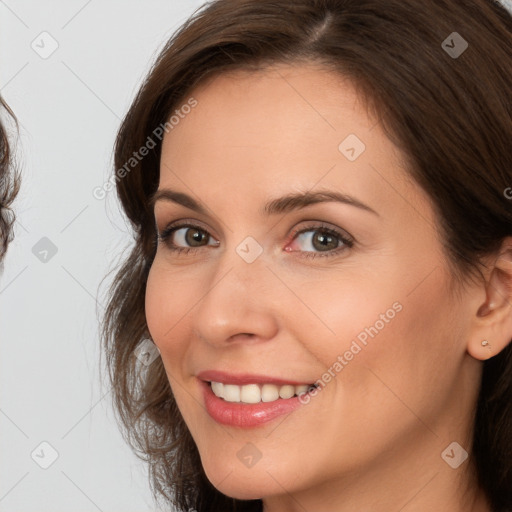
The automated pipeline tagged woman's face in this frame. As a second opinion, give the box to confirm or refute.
[146,65,481,503]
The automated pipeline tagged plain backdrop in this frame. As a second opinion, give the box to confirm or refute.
[1,1,512,512]
[0,2,204,511]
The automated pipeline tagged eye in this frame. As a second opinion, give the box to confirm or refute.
[157,220,354,259]
[158,222,219,254]
[286,223,354,258]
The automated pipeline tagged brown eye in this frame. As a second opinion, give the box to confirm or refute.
[286,224,355,258]
[310,230,340,251]
[158,223,219,253]
[181,227,209,247]
[288,226,353,255]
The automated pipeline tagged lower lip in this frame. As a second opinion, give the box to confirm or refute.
[200,380,309,428]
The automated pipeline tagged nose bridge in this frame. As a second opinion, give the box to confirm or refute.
[192,245,280,344]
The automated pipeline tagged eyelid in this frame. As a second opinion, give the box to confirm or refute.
[285,221,354,258]
[287,221,354,244]
[157,218,217,240]
[157,218,355,258]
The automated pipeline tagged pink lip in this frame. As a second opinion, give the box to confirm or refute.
[196,370,312,386]
[199,380,309,428]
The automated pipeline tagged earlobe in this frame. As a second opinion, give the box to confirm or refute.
[469,339,493,361]
[467,239,512,361]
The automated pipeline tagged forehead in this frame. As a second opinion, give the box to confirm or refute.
[158,63,425,218]
[164,64,372,147]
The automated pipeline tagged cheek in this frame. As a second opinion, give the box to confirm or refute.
[295,259,459,413]
[144,261,192,359]
[145,263,200,418]
[279,265,405,371]
[144,266,166,345]
[332,267,461,424]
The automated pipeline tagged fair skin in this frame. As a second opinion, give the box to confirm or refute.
[145,63,512,512]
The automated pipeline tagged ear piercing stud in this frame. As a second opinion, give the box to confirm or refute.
[481,340,490,347]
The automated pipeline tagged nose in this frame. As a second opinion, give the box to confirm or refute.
[192,251,280,346]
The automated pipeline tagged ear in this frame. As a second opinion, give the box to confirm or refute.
[467,237,512,361]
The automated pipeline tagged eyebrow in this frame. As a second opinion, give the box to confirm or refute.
[150,188,379,217]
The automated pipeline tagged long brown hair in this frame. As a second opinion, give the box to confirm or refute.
[0,96,19,260]
[101,1,512,510]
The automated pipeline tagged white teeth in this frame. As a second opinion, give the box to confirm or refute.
[295,385,309,395]
[261,384,279,402]
[279,384,295,399]
[211,381,224,398]
[240,384,261,404]
[223,384,241,402]
[210,381,313,404]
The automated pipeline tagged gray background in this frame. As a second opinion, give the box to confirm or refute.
[1,1,512,511]
[0,1,203,511]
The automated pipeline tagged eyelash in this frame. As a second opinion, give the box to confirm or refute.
[157,221,354,259]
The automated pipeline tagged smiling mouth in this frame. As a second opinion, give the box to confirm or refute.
[208,381,318,404]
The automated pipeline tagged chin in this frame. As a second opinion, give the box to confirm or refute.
[200,457,283,500]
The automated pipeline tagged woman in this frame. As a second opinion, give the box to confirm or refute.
[102,0,512,510]
[0,96,19,262]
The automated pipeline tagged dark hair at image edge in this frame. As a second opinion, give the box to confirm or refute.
[100,1,512,511]
[0,96,19,260]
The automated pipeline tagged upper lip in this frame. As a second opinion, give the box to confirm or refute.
[196,370,314,386]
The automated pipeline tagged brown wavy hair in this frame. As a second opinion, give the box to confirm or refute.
[101,1,512,510]
[0,96,19,260]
